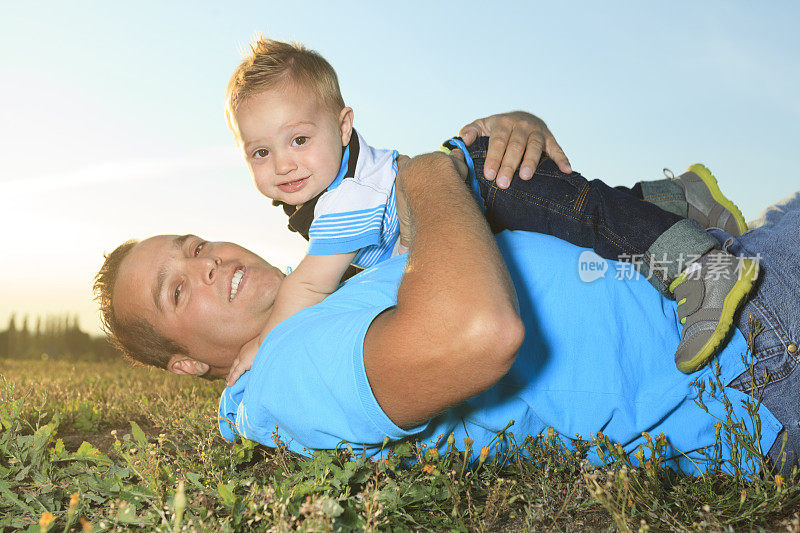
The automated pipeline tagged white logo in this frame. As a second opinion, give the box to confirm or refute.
[578,250,608,282]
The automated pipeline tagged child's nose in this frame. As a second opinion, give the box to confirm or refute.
[273,152,296,175]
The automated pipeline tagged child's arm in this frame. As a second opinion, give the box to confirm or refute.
[226,251,356,385]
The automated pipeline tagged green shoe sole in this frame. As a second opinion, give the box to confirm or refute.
[676,258,760,373]
[687,163,749,236]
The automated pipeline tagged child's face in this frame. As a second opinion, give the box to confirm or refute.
[236,83,352,206]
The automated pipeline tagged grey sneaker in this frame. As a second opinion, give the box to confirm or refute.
[670,249,759,373]
[668,164,748,237]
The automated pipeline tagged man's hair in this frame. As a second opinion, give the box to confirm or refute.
[93,240,187,370]
[225,35,346,140]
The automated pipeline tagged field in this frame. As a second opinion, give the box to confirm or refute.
[2,356,800,532]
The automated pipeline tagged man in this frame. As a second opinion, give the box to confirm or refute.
[97,115,800,476]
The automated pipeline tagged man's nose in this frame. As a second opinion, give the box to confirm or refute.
[192,256,221,285]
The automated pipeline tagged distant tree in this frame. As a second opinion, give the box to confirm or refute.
[31,315,42,354]
[6,313,17,357]
[1,312,123,361]
[19,315,30,356]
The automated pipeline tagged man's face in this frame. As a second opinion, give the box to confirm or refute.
[113,235,284,375]
[236,82,352,206]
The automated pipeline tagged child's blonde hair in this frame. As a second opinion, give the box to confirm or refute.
[225,36,346,140]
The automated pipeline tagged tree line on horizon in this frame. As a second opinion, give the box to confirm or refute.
[0,313,119,360]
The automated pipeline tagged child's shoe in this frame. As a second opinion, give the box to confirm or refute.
[670,249,759,373]
[670,164,749,236]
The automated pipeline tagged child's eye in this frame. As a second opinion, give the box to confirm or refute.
[292,136,308,146]
[253,148,269,159]
[194,241,206,256]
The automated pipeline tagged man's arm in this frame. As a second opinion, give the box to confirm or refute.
[363,152,525,429]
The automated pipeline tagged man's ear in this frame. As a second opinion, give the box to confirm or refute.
[339,107,354,146]
[167,355,210,377]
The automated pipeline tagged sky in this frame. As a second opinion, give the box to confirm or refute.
[1,1,798,336]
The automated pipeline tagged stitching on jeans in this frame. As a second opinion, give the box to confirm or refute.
[481,178,669,287]
[738,297,798,391]
[469,153,665,286]
[574,184,591,212]
[756,296,790,345]
[486,184,645,257]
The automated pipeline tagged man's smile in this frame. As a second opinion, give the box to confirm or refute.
[229,266,246,302]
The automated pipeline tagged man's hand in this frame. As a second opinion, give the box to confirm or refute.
[395,154,412,248]
[459,111,571,189]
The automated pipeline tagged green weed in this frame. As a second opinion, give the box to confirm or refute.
[2,348,800,531]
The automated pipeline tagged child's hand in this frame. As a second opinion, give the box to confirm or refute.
[226,336,261,386]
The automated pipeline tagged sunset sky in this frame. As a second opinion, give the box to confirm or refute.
[1,1,798,336]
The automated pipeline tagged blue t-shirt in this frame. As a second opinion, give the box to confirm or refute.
[219,231,780,475]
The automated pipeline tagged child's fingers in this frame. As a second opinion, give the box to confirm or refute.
[226,361,241,387]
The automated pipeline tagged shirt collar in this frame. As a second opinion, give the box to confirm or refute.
[279,130,361,239]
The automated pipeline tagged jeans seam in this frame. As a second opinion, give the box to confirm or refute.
[574,183,590,212]
[738,298,798,392]
[485,183,647,258]
[471,149,667,287]
[755,296,791,348]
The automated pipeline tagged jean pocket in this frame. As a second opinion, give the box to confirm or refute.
[732,308,799,393]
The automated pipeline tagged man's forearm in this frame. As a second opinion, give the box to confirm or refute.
[398,153,518,321]
[363,152,524,428]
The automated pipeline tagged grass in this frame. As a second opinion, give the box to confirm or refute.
[2,354,800,531]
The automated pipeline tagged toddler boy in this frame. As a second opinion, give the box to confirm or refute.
[224,37,758,384]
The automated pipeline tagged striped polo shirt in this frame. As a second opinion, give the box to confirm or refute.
[277,130,400,269]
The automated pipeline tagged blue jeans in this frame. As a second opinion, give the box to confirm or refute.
[719,191,800,474]
[456,137,716,294]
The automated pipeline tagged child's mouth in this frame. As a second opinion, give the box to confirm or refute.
[278,177,308,193]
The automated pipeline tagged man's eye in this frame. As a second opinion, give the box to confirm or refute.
[194,241,206,256]
[174,283,183,305]
[253,148,269,158]
[292,136,308,146]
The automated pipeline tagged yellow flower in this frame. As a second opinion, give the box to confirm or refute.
[39,512,56,530]
[422,464,435,474]
[70,492,79,508]
[427,448,439,461]
[776,474,784,488]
